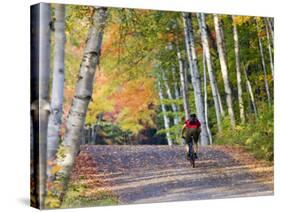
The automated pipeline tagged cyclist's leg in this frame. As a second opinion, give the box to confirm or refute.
[192,128,201,154]
[185,128,192,155]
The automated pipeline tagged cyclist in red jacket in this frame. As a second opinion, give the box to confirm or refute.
[181,113,201,159]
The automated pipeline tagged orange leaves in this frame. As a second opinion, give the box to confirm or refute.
[113,78,156,114]
[107,77,157,132]
[167,32,175,42]
[102,24,120,56]
[51,164,62,175]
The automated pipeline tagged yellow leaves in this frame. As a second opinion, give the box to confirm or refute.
[245,137,253,145]
[45,194,61,208]
[234,125,244,131]
[233,16,252,26]
[51,164,62,175]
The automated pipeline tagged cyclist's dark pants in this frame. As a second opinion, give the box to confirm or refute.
[185,128,201,145]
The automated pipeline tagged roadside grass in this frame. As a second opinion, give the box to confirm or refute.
[61,182,119,208]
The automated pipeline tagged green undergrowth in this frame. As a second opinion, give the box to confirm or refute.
[215,105,273,163]
[61,182,119,208]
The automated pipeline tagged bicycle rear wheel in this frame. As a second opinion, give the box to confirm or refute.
[188,140,195,168]
[190,154,195,168]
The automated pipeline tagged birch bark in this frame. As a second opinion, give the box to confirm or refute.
[47,4,66,181]
[203,54,213,144]
[183,13,210,145]
[264,18,274,78]
[57,7,108,200]
[30,3,51,208]
[243,63,258,118]
[163,72,179,125]
[158,81,173,146]
[175,40,190,120]
[232,16,245,124]
[266,17,274,42]
[171,67,181,112]
[214,14,236,128]
[197,13,222,132]
[256,20,271,105]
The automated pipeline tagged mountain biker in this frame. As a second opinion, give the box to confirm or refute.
[181,113,201,159]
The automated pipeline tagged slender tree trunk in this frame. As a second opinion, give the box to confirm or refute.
[47,4,66,182]
[30,3,51,208]
[215,81,225,117]
[197,13,222,132]
[183,13,210,145]
[256,20,271,105]
[203,55,213,144]
[91,113,103,144]
[232,16,246,124]
[243,63,258,118]
[163,72,179,125]
[264,18,274,78]
[266,17,274,42]
[213,14,236,128]
[57,7,108,201]
[175,40,190,120]
[158,81,173,146]
[171,67,181,111]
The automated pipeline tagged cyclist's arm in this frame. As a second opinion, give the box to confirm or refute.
[181,124,186,138]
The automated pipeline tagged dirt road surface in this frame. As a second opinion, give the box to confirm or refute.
[73,145,273,204]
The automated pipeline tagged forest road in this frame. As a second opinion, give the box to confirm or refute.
[77,145,273,204]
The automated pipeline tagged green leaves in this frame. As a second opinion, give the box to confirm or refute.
[215,104,273,162]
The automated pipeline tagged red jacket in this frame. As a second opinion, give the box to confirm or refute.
[185,119,201,129]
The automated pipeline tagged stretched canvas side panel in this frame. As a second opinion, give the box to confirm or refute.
[30,3,51,209]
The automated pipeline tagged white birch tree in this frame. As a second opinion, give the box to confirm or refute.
[264,18,274,78]
[256,19,271,105]
[56,7,108,200]
[213,14,236,128]
[215,81,225,117]
[232,16,246,124]
[163,72,180,125]
[182,13,210,145]
[171,66,181,112]
[197,13,222,132]
[47,4,66,181]
[30,3,51,208]
[203,54,213,144]
[175,39,190,120]
[266,17,274,42]
[243,63,258,118]
[158,80,173,146]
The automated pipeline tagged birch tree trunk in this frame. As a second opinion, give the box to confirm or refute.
[215,80,225,117]
[243,63,258,118]
[91,113,103,145]
[30,3,51,208]
[175,40,190,120]
[197,13,222,132]
[171,67,181,111]
[47,4,66,181]
[232,16,245,124]
[213,14,236,128]
[158,81,173,146]
[264,18,274,78]
[266,17,274,42]
[163,72,179,125]
[57,7,108,200]
[256,20,271,105]
[203,55,213,144]
[182,13,210,145]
